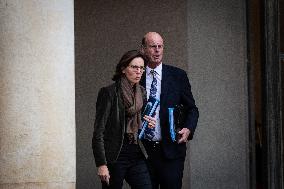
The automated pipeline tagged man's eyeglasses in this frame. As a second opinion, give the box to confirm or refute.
[147,44,164,50]
[128,65,145,72]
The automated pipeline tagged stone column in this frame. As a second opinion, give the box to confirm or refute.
[0,1,75,188]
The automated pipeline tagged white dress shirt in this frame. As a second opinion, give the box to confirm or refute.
[145,63,162,141]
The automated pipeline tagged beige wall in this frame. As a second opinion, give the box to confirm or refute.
[0,1,75,188]
[187,0,249,188]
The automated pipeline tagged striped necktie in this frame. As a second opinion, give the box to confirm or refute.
[149,70,157,98]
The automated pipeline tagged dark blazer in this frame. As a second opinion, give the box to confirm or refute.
[140,64,199,159]
[92,82,147,167]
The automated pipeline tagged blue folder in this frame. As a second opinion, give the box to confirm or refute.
[138,96,160,139]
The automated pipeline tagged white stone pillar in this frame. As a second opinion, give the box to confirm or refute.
[0,1,75,188]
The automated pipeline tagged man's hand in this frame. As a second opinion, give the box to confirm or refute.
[177,128,191,144]
[98,165,110,185]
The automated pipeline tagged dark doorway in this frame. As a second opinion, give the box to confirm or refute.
[247,0,283,188]
[280,0,284,186]
[247,0,264,187]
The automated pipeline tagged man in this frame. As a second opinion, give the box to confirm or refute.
[140,32,199,189]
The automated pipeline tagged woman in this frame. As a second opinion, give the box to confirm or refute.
[92,50,155,189]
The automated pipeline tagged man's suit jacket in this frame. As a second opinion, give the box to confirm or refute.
[140,64,199,159]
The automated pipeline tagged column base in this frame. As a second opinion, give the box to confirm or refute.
[0,182,75,189]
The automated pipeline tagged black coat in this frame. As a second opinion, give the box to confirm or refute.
[92,82,147,167]
[140,64,199,159]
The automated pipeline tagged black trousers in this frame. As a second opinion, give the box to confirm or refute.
[102,142,152,189]
[143,141,185,189]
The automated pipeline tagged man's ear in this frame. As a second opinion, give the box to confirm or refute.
[140,45,145,53]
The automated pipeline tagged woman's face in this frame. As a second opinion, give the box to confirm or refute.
[122,57,145,85]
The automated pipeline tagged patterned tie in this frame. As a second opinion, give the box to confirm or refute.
[149,70,157,98]
[145,70,157,140]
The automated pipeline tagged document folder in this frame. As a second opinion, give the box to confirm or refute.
[138,96,160,140]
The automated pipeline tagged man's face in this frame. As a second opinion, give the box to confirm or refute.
[143,33,164,67]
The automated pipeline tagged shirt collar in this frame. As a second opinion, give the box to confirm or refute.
[146,63,162,77]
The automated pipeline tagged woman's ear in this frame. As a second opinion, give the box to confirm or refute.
[121,67,126,74]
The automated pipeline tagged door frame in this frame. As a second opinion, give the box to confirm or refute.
[262,0,283,188]
[247,0,283,188]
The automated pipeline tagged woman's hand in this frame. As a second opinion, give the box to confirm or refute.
[143,115,156,128]
[98,165,110,185]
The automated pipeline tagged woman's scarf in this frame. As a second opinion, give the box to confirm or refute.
[120,76,143,141]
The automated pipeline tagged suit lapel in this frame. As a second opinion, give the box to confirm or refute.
[116,83,125,130]
[161,64,170,106]
[140,72,146,88]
